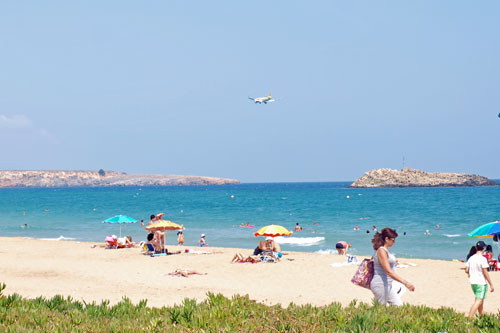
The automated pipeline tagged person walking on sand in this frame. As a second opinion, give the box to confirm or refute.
[370,228,415,306]
[466,241,495,318]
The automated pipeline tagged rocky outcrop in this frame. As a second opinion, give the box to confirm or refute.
[349,168,497,188]
[0,170,240,188]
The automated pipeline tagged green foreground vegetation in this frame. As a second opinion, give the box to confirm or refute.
[1,283,499,332]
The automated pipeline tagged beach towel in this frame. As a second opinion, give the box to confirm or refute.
[329,261,358,268]
[185,249,211,254]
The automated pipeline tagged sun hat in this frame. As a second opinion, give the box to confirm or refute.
[266,237,273,241]
[201,234,205,237]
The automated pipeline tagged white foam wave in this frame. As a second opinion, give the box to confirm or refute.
[315,249,339,255]
[275,236,325,246]
[40,235,76,241]
[444,234,461,238]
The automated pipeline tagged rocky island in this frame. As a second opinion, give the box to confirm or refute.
[0,170,240,188]
[349,168,497,188]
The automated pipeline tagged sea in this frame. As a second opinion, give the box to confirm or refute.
[1,182,499,261]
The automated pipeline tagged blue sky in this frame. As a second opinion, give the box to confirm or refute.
[0,1,498,182]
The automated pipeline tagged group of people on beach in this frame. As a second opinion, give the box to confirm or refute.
[140,213,208,252]
[349,226,495,318]
[232,236,282,263]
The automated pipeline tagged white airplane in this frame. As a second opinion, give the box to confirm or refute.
[248,90,275,104]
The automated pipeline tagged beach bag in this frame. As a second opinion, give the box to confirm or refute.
[351,257,374,289]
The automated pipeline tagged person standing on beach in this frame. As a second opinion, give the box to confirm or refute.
[177,231,184,246]
[370,228,415,306]
[465,241,494,318]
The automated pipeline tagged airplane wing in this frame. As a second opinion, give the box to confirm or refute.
[248,97,255,101]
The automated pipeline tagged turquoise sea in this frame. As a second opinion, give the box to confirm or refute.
[1,182,499,261]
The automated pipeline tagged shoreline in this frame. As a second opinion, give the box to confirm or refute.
[8,235,465,261]
[1,237,499,314]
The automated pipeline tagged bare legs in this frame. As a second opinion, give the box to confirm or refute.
[231,253,244,263]
[168,269,207,278]
[469,298,484,318]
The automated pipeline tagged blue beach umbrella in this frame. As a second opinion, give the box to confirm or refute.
[468,221,500,239]
[102,215,137,237]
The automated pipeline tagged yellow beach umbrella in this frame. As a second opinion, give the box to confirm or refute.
[146,220,184,231]
[254,224,293,238]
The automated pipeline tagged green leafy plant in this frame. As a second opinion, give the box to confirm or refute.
[0,282,497,332]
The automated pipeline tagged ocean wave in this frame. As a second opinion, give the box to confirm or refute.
[40,235,76,241]
[315,249,340,255]
[444,234,461,238]
[275,236,325,246]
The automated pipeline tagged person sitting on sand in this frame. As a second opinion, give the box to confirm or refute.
[198,234,208,247]
[147,232,161,252]
[168,269,207,278]
[177,230,184,246]
[231,253,260,263]
[294,223,303,232]
[484,245,497,271]
[335,241,351,255]
[258,237,282,260]
[117,236,133,248]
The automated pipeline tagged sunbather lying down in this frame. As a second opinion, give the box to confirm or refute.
[231,253,260,263]
[168,269,207,278]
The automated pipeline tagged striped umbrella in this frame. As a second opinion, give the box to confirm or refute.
[468,221,500,239]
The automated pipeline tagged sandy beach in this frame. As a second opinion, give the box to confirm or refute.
[0,237,499,314]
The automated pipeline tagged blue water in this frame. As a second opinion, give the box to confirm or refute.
[1,182,499,260]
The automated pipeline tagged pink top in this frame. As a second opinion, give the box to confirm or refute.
[338,241,348,247]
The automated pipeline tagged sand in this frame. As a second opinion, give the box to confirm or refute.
[0,237,498,314]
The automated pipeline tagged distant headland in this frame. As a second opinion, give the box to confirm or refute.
[349,168,497,188]
[0,170,240,188]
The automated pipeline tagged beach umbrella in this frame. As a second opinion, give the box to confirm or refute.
[254,224,293,238]
[102,215,137,238]
[468,221,500,239]
[146,220,184,249]
[146,220,184,231]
